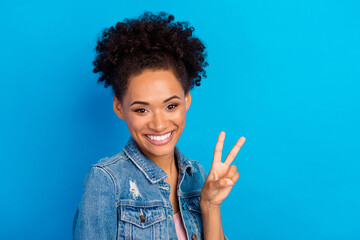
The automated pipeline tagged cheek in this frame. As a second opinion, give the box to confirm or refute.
[171,108,187,125]
[125,114,147,132]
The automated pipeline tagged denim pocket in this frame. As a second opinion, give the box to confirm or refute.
[183,194,203,239]
[120,204,166,239]
[184,195,202,214]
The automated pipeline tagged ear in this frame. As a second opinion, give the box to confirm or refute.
[113,95,126,120]
[185,92,191,111]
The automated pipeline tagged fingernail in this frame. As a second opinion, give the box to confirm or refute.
[227,180,234,186]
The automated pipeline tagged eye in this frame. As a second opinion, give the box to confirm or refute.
[166,104,178,110]
[134,108,148,113]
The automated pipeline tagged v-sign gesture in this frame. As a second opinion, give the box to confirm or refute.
[200,131,246,206]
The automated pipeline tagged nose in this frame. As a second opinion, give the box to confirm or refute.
[148,111,167,132]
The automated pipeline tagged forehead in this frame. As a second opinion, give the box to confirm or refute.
[124,70,185,102]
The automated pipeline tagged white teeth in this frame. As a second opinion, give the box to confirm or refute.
[147,132,172,141]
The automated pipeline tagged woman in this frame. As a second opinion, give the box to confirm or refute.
[73,12,245,240]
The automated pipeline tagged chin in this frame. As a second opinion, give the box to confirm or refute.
[144,141,177,157]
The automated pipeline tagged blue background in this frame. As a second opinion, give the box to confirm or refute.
[1,0,359,239]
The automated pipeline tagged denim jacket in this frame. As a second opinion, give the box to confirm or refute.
[73,137,207,240]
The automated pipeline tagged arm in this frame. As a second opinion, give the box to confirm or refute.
[73,166,117,240]
[200,202,225,240]
[200,131,245,240]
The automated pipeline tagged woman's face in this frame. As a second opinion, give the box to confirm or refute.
[113,69,191,161]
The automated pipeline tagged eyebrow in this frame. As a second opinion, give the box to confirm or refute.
[129,95,181,107]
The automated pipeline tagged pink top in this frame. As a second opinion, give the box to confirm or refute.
[174,211,187,240]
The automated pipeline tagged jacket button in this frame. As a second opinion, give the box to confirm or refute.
[140,215,146,223]
[192,234,197,240]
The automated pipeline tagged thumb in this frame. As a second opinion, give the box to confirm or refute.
[210,178,234,189]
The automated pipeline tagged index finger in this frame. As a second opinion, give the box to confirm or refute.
[213,131,225,164]
[224,136,246,166]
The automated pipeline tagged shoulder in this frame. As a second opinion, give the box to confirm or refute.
[178,158,207,195]
[188,159,205,169]
[175,146,207,181]
[94,149,128,168]
[188,159,207,181]
[82,149,135,196]
[91,149,135,178]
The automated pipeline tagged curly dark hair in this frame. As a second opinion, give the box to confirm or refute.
[93,11,209,102]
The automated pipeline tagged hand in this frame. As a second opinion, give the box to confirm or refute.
[200,131,246,208]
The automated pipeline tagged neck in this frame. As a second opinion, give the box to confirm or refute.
[143,150,178,177]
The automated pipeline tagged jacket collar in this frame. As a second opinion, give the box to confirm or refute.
[123,137,194,184]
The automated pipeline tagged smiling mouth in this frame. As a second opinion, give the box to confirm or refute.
[145,131,174,145]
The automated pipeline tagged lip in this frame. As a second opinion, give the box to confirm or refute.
[144,131,174,146]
